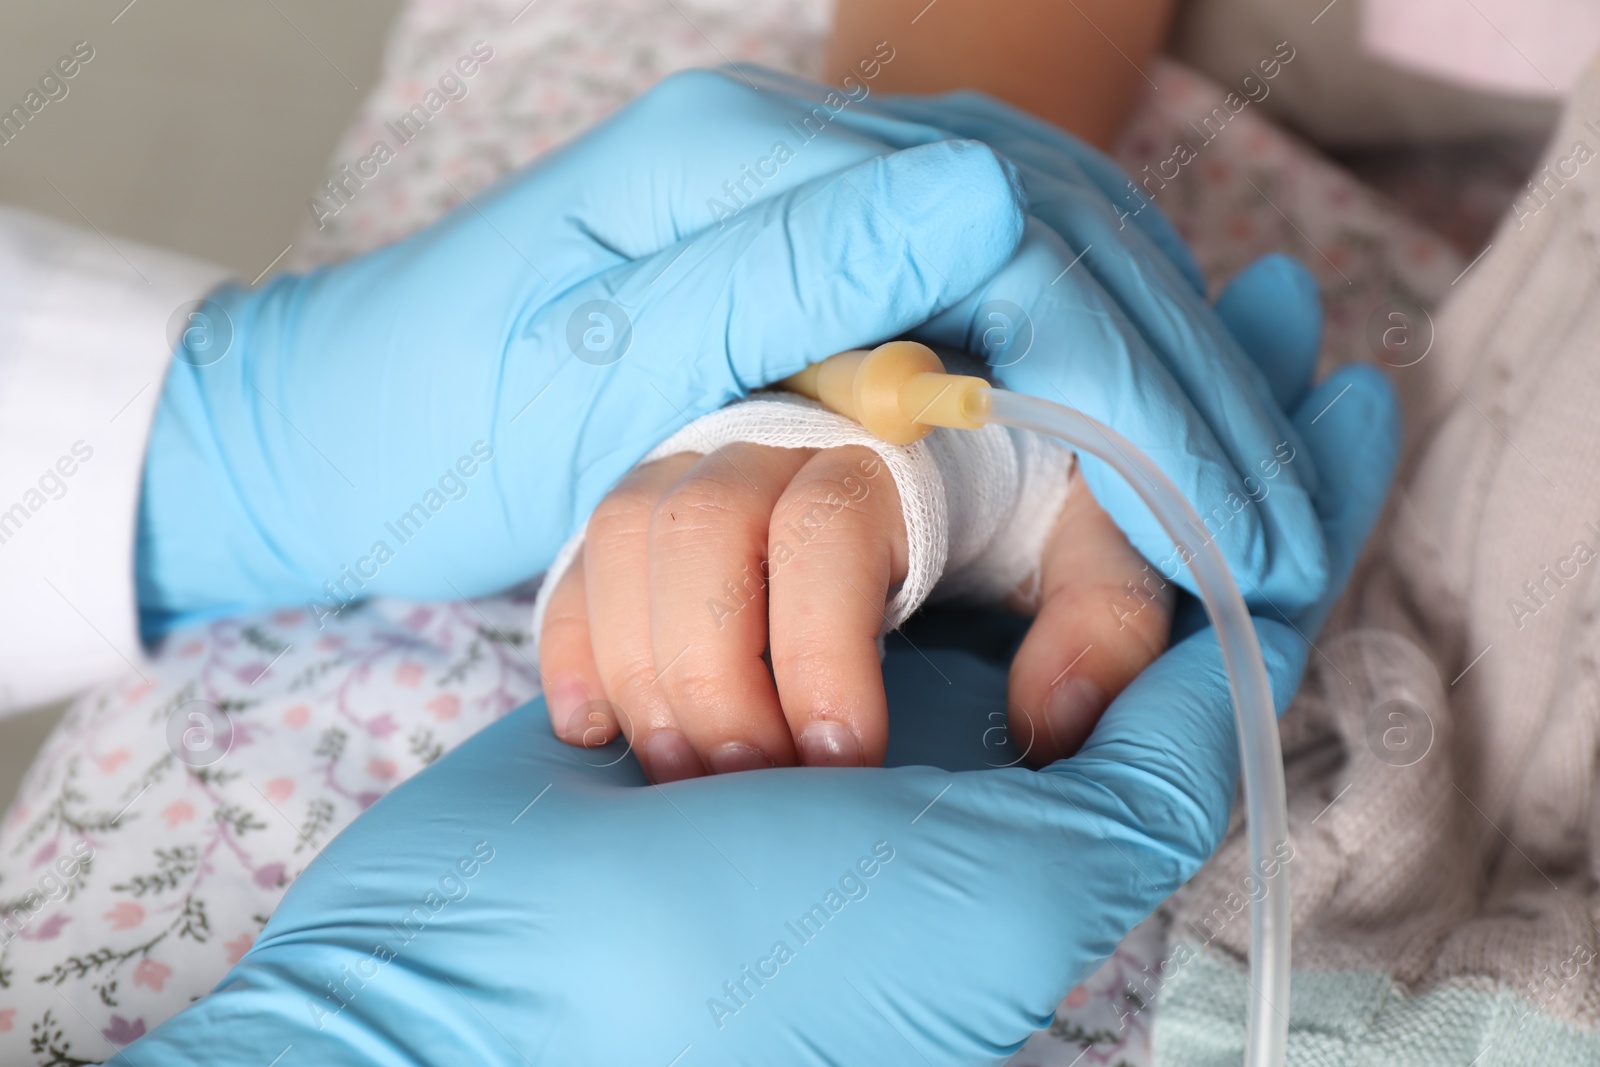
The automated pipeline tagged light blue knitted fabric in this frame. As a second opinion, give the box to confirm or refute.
[1155,948,1600,1066]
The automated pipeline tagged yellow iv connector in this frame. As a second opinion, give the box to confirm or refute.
[780,341,989,445]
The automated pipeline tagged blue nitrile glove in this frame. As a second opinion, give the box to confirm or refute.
[139,67,1330,636]
[136,69,1028,634]
[728,66,1330,613]
[120,303,1400,1066]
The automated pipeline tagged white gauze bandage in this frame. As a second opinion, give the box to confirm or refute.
[530,392,1076,640]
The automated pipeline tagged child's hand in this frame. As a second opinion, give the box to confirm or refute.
[537,443,1172,782]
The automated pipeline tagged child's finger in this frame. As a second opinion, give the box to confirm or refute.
[647,444,816,774]
[536,548,619,748]
[584,452,705,783]
[768,446,907,767]
[1007,467,1174,763]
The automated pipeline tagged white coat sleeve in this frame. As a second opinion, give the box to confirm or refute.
[0,205,230,717]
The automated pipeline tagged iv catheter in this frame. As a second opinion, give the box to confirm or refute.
[783,341,1291,1067]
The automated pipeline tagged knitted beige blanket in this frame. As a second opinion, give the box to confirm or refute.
[1161,56,1600,1066]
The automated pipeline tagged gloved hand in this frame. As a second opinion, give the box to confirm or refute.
[120,310,1400,1065]
[136,69,1028,633]
[732,66,1331,613]
[139,67,1330,636]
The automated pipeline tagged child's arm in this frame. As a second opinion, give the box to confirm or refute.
[825,0,1177,148]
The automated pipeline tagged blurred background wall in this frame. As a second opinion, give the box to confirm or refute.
[0,0,403,806]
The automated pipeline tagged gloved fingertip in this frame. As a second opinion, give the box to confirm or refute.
[1215,253,1323,412]
[1296,363,1402,525]
[1255,617,1313,714]
[1283,364,1400,635]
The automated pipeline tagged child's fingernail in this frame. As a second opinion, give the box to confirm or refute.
[1044,677,1106,754]
[642,728,704,782]
[707,741,774,774]
[572,703,621,748]
[548,679,593,740]
[798,721,862,767]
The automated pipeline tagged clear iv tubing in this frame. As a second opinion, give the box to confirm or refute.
[782,344,1290,1067]
[978,387,1289,1067]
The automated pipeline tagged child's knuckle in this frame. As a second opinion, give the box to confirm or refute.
[653,474,747,539]
[588,487,655,547]
[656,659,724,711]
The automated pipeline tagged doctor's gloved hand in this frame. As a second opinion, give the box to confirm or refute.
[120,346,1399,1067]
[135,68,1029,635]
